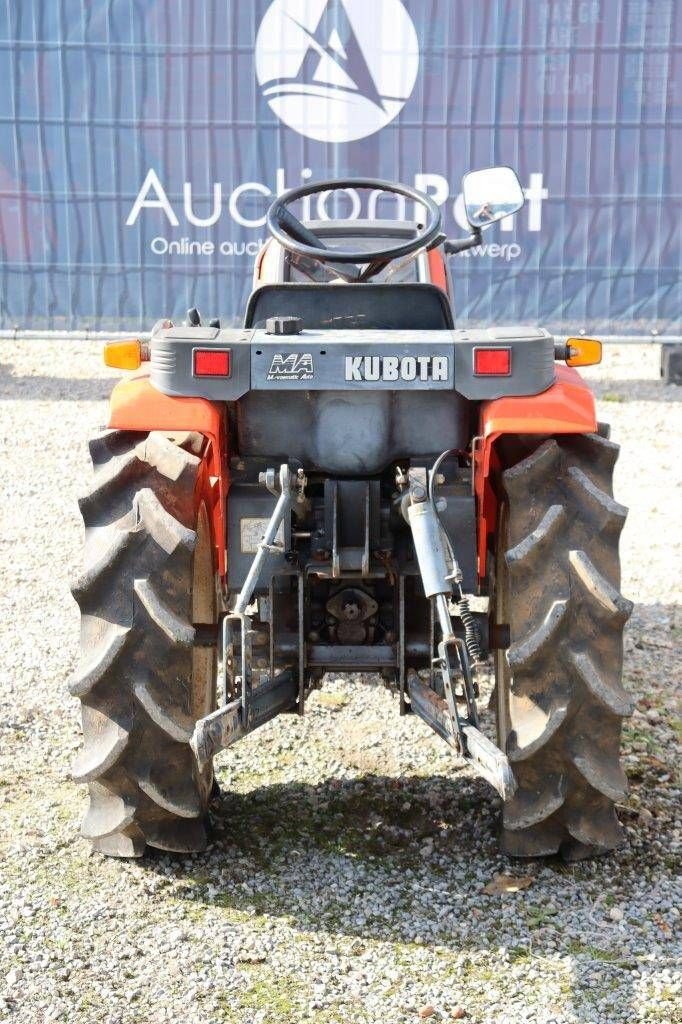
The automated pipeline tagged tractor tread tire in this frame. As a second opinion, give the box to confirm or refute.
[71,429,212,857]
[497,432,633,861]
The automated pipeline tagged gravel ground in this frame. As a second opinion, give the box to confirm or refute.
[0,339,680,1024]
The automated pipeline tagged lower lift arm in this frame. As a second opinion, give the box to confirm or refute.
[190,465,304,768]
[402,466,516,800]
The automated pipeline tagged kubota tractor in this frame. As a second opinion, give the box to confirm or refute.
[72,169,633,861]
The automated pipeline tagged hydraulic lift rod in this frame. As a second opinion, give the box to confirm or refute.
[402,468,516,800]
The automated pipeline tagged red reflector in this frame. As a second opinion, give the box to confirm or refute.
[193,349,231,377]
[473,347,511,376]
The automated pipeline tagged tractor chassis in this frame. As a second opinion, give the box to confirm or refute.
[190,463,516,801]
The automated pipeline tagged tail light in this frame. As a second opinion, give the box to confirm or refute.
[473,347,511,376]
[193,349,231,377]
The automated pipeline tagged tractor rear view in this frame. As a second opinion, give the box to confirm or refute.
[71,169,633,861]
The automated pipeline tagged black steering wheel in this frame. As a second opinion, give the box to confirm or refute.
[266,178,443,281]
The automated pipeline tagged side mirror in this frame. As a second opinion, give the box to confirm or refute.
[461,166,525,229]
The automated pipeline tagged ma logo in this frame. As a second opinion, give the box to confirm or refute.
[255,0,419,143]
[267,352,315,380]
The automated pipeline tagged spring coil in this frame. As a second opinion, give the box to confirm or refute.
[457,592,484,665]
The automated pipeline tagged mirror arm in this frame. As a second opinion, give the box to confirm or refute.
[444,226,482,255]
[427,232,447,250]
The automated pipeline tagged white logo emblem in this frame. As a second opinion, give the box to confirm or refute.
[267,352,315,380]
[255,0,420,143]
[345,355,450,383]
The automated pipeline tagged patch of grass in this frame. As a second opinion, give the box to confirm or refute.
[212,891,275,919]
[242,976,296,1011]
[525,906,559,929]
[222,972,306,1023]
[636,1006,680,1024]
[566,941,633,968]
[212,777,446,870]
[508,946,532,963]
[601,391,624,402]
[671,716,682,743]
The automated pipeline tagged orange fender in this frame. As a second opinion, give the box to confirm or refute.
[474,365,597,578]
[427,248,449,294]
[108,373,229,578]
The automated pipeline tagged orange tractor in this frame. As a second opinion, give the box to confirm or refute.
[72,169,632,860]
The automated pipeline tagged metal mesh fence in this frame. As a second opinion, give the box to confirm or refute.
[0,0,679,333]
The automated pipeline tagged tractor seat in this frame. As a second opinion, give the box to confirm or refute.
[244,283,454,331]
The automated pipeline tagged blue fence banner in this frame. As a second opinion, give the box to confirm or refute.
[0,0,679,333]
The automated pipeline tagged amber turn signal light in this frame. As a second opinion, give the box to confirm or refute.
[103,339,144,370]
[564,337,602,367]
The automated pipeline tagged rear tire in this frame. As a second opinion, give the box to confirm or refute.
[494,431,633,860]
[71,430,218,857]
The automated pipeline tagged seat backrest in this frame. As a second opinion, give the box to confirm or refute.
[244,283,454,330]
